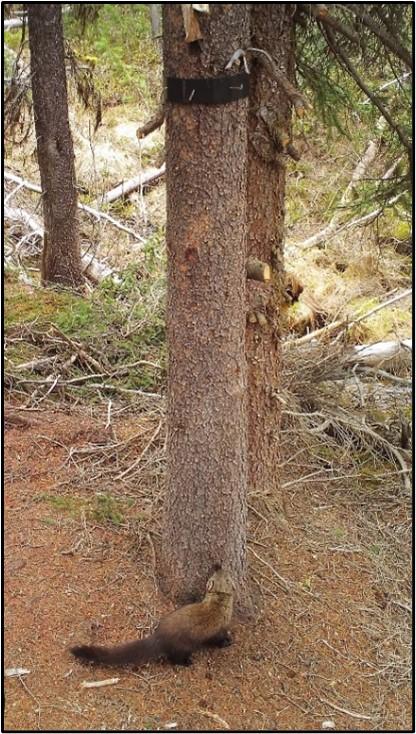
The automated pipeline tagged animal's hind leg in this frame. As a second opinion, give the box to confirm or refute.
[206,630,232,647]
[167,649,193,666]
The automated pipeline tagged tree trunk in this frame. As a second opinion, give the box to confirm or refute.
[28,3,83,289]
[246,6,295,502]
[149,3,162,41]
[159,4,251,613]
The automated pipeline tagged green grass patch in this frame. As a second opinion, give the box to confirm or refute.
[38,491,133,527]
[348,296,411,342]
[4,283,81,329]
[64,5,161,107]
[5,242,167,395]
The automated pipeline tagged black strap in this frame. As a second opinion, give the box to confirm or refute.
[167,72,249,105]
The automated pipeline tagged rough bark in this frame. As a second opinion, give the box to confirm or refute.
[160,4,251,613]
[246,6,296,502]
[28,4,83,288]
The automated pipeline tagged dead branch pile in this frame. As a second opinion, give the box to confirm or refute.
[281,340,412,493]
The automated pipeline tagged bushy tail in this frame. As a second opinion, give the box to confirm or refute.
[70,633,161,666]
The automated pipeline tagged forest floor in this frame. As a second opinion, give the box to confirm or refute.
[4,406,412,732]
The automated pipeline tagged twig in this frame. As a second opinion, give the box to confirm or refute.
[292,158,402,250]
[116,421,162,479]
[196,710,230,729]
[14,356,56,372]
[355,366,411,387]
[105,400,112,430]
[247,47,308,113]
[80,678,120,689]
[248,546,290,592]
[345,5,412,69]
[309,4,359,45]
[319,697,374,721]
[226,47,307,112]
[278,685,309,714]
[390,598,412,613]
[18,674,42,729]
[322,26,411,153]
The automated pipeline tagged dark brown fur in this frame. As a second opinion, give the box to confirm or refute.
[70,566,233,667]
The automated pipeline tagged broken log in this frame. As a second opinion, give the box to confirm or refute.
[95,164,166,207]
[246,259,271,283]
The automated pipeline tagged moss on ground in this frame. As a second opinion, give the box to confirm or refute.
[4,241,167,399]
[38,491,134,527]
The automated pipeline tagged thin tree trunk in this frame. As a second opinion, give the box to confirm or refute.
[149,3,162,41]
[28,3,83,288]
[159,4,251,613]
[246,6,295,504]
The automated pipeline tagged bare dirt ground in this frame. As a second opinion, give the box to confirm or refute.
[4,408,412,732]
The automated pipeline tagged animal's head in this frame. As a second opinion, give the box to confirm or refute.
[206,564,234,595]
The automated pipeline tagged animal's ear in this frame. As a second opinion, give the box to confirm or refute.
[206,577,214,591]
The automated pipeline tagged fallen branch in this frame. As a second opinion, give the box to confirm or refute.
[95,164,166,207]
[293,139,379,249]
[344,339,412,370]
[4,203,118,284]
[5,668,30,677]
[77,202,146,242]
[14,356,57,372]
[284,289,412,348]
[292,155,401,251]
[4,18,26,29]
[334,192,404,237]
[14,375,162,399]
[4,170,146,242]
[4,204,43,239]
[80,250,119,284]
[361,72,412,103]
[355,366,411,386]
